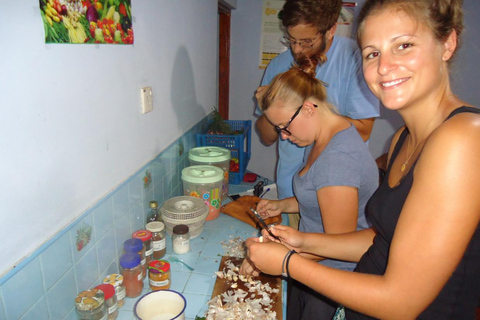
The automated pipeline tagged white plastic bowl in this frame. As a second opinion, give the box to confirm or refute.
[134,290,187,320]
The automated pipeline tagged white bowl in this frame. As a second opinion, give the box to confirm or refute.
[134,290,187,320]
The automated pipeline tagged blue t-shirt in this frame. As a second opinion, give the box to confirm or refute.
[257,36,380,199]
[294,125,379,271]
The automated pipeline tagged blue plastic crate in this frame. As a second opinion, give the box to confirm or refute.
[196,120,251,184]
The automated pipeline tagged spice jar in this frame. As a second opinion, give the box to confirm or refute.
[102,274,126,309]
[119,252,143,298]
[172,224,190,255]
[132,230,153,265]
[124,238,146,280]
[148,260,171,291]
[146,200,162,225]
[94,284,118,320]
[146,221,166,259]
[75,288,107,320]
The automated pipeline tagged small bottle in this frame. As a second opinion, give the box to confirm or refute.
[94,284,118,320]
[119,252,143,298]
[102,274,126,309]
[75,288,107,320]
[172,224,190,255]
[146,200,162,224]
[148,260,171,291]
[123,238,146,280]
[132,230,153,265]
[146,221,166,259]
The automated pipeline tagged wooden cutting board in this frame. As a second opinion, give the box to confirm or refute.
[211,256,283,319]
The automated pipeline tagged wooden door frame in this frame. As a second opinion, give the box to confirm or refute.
[218,3,231,119]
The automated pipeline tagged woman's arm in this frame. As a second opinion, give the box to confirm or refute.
[256,197,299,218]
[248,114,480,319]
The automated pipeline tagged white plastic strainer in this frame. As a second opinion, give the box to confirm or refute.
[160,196,209,238]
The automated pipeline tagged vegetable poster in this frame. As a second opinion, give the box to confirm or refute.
[40,0,134,44]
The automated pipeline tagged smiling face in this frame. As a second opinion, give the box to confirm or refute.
[359,8,452,111]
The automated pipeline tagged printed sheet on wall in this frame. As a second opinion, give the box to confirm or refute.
[39,0,134,44]
[258,1,358,69]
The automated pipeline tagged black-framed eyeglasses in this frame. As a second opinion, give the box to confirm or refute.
[274,104,317,136]
[282,32,321,49]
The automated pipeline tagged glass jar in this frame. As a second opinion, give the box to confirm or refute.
[124,238,146,280]
[146,200,162,225]
[132,230,153,265]
[94,284,118,320]
[75,288,107,320]
[102,274,126,309]
[148,260,171,291]
[119,252,143,298]
[146,221,166,259]
[172,224,190,255]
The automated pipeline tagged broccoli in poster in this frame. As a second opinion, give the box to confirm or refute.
[40,0,134,44]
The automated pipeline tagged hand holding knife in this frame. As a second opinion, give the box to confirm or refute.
[250,207,280,241]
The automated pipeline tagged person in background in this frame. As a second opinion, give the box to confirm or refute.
[246,0,480,319]
[255,0,380,230]
[242,55,378,319]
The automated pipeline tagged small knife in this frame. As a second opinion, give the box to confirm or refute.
[249,207,280,241]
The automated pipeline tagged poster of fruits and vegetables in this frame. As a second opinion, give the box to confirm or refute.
[40,0,134,44]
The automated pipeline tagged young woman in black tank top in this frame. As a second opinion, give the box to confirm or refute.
[243,1,480,319]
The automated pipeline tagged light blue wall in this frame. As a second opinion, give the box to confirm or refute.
[229,0,480,179]
[0,0,218,278]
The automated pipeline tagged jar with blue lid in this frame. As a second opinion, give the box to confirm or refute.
[123,238,146,280]
[119,252,143,298]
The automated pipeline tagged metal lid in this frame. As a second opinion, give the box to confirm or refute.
[75,288,105,311]
[146,221,165,232]
[148,259,170,273]
[132,230,152,241]
[188,146,231,163]
[94,284,115,300]
[181,165,224,184]
[103,274,124,286]
[149,200,158,208]
[173,224,189,235]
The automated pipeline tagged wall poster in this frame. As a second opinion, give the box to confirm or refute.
[258,1,358,69]
[40,0,134,44]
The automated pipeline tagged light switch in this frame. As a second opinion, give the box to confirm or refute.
[140,86,153,114]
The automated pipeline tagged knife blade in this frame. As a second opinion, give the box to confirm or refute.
[249,207,280,241]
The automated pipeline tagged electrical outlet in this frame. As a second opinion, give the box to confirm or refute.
[140,86,153,114]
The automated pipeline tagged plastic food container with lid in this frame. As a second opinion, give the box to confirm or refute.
[188,146,231,201]
[160,196,209,238]
[181,165,224,221]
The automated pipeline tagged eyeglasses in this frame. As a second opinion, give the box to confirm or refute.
[282,33,321,49]
[274,104,317,136]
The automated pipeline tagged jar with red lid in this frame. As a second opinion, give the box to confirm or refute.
[102,274,125,309]
[146,221,166,259]
[94,284,118,320]
[132,230,153,264]
[119,252,143,298]
[123,238,146,279]
[148,260,171,291]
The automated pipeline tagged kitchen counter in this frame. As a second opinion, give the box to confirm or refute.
[117,175,285,320]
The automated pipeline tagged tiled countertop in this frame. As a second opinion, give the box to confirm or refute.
[117,176,285,320]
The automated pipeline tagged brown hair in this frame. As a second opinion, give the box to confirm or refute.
[357,0,464,58]
[281,0,343,34]
[259,56,337,114]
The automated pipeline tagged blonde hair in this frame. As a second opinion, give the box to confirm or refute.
[260,56,337,114]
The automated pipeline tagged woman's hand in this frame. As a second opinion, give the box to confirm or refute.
[267,224,306,252]
[256,199,283,218]
[245,237,290,276]
[239,257,260,277]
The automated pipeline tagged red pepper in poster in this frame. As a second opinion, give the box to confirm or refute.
[119,3,127,16]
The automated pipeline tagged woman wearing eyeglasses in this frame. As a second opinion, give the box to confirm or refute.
[241,56,379,320]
